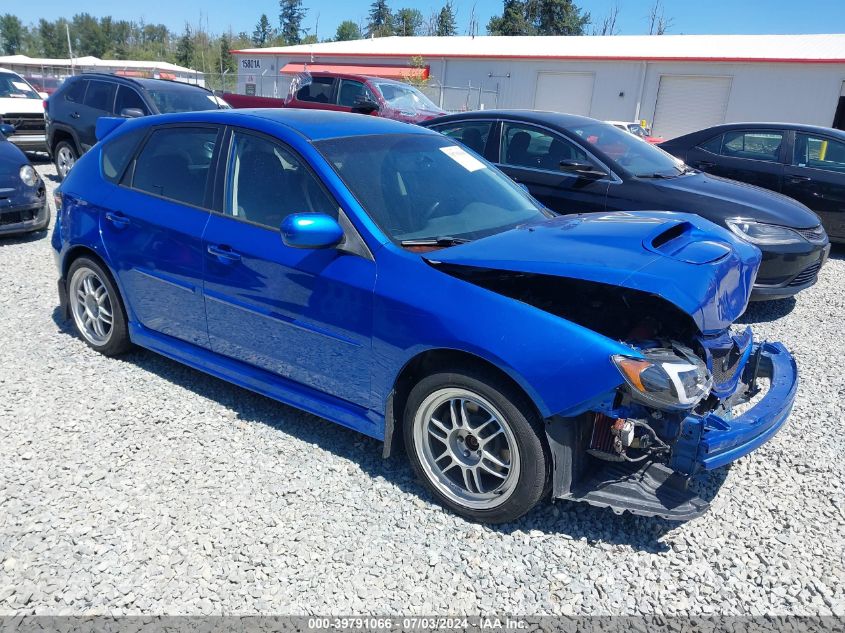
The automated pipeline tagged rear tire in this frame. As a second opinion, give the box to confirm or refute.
[54,140,78,180]
[403,367,549,524]
[67,257,131,356]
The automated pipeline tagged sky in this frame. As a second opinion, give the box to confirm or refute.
[9,0,845,40]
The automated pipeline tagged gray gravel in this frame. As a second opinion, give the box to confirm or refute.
[0,161,844,616]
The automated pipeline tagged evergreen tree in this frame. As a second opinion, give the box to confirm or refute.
[175,24,195,67]
[0,14,24,54]
[279,0,306,45]
[219,33,235,73]
[435,2,457,36]
[367,0,393,38]
[394,8,423,36]
[335,20,362,41]
[487,0,530,35]
[252,14,274,47]
[488,0,590,36]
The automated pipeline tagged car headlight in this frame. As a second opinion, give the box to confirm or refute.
[19,164,38,187]
[725,218,805,245]
[612,344,712,411]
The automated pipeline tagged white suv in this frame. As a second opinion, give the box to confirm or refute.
[0,68,47,152]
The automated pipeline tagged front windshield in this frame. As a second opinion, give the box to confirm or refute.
[315,134,549,243]
[374,82,439,112]
[571,122,684,177]
[146,86,222,113]
[0,73,39,99]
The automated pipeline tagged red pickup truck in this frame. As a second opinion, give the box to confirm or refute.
[224,71,446,125]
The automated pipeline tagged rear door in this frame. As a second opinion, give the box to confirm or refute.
[100,124,221,346]
[783,132,845,240]
[690,129,786,192]
[77,79,117,150]
[495,121,609,214]
[287,76,340,111]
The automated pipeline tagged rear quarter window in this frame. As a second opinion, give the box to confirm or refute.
[102,127,147,184]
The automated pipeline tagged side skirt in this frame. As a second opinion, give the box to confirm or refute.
[128,323,384,441]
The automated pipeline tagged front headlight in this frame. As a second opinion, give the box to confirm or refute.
[725,218,805,245]
[612,344,712,411]
[19,164,38,187]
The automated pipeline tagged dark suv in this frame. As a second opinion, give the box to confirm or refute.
[45,73,229,179]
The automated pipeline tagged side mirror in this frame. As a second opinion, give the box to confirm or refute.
[559,159,607,179]
[281,213,344,249]
[120,107,145,118]
[352,96,380,114]
[0,123,14,138]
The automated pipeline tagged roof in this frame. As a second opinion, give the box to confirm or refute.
[665,122,845,143]
[0,54,200,75]
[233,34,845,64]
[424,109,599,129]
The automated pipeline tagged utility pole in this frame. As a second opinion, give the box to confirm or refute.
[66,24,75,75]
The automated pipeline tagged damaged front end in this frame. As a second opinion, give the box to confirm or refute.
[424,213,798,520]
[547,333,797,520]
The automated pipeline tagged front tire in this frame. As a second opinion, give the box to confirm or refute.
[403,367,549,523]
[67,257,131,356]
[54,140,78,180]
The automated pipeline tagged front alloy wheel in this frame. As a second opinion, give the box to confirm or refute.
[404,368,549,523]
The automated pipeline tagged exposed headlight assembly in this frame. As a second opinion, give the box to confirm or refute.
[725,218,805,245]
[612,344,712,411]
[19,164,38,187]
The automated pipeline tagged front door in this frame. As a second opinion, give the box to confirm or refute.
[100,124,220,346]
[495,121,609,214]
[202,129,376,407]
[784,132,845,240]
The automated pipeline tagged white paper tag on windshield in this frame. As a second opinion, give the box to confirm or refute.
[12,81,31,91]
[440,145,486,172]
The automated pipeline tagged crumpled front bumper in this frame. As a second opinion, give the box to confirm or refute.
[671,341,798,475]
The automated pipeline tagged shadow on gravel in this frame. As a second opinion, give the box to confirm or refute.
[738,297,797,324]
[0,229,49,247]
[51,306,724,553]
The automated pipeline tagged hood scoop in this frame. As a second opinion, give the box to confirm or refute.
[644,220,732,264]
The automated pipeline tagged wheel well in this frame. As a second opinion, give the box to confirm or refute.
[51,129,77,154]
[382,348,542,458]
[62,246,129,322]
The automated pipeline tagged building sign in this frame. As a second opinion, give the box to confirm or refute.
[241,58,262,70]
[245,83,256,96]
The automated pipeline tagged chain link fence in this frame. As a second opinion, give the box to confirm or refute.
[420,82,500,112]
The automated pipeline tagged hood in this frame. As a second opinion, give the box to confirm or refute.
[650,172,820,229]
[0,97,44,114]
[424,212,761,335]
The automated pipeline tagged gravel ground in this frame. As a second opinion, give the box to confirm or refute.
[1,161,844,616]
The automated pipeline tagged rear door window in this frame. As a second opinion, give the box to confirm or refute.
[720,130,784,162]
[131,126,219,207]
[794,134,845,173]
[83,80,116,112]
[295,77,335,103]
[64,80,87,103]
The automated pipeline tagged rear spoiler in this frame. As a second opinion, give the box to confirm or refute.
[95,117,126,142]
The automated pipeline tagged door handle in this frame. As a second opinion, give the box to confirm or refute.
[696,161,715,168]
[104,211,130,228]
[787,175,812,183]
[207,244,241,263]
[70,112,80,119]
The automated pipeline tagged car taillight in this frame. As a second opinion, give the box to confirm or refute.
[43,100,48,110]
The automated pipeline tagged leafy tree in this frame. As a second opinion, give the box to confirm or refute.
[435,2,458,36]
[279,0,306,45]
[72,13,109,58]
[252,14,274,47]
[394,8,423,36]
[367,0,393,38]
[335,20,362,41]
[175,24,195,67]
[0,14,24,54]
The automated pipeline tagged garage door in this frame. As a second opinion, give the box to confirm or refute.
[652,75,732,139]
[534,72,595,116]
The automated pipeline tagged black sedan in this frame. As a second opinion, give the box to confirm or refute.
[423,111,830,301]
[0,124,48,236]
[660,122,845,244]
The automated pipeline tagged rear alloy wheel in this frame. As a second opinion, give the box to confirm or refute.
[54,141,78,180]
[404,369,548,523]
[67,257,130,356]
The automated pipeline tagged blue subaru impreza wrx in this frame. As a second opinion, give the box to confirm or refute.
[52,109,798,523]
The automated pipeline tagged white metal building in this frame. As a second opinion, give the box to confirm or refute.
[233,34,845,139]
[0,55,204,85]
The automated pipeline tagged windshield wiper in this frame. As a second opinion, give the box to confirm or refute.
[637,172,678,179]
[400,236,471,247]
